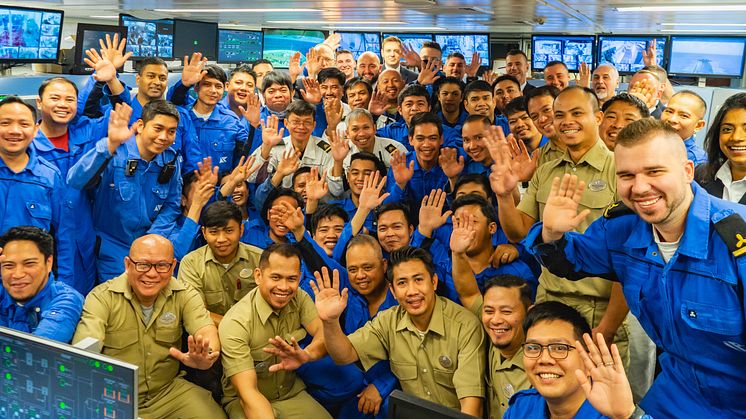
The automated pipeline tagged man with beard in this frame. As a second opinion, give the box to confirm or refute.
[370,69,406,128]
[543,61,571,91]
[591,64,620,107]
[599,93,649,151]
[356,52,382,84]
[505,50,535,94]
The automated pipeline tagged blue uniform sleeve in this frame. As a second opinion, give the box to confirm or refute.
[167,80,195,107]
[34,284,84,343]
[48,170,75,285]
[101,80,133,107]
[170,217,201,260]
[66,137,115,190]
[295,231,351,290]
[366,361,398,398]
[77,76,107,119]
[147,160,184,238]
[252,177,274,214]
[332,223,354,262]
[384,166,407,204]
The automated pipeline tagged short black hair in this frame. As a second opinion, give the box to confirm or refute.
[310,204,348,235]
[261,187,304,225]
[601,93,649,118]
[525,85,560,110]
[318,67,346,86]
[202,201,243,228]
[387,246,435,282]
[463,114,491,127]
[292,166,312,184]
[435,77,465,101]
[483,275,533,310]
[545,61,569,72]
[504,96,529,118]
[344,77,373,96]
[672,89,708,116]
[200,64,227,85]
[286,99,317,120]
[141,100,180,125]
[453,173,492,198]
[349,152,387,178]
[38,77,78,98]
[252,58,274,68]
[259,243,301,269]
[464,80,492,100]
[523,301,592,343]
[262,71,293,93]
[557,86,600,113]
[137,57,168,75]
[229,64,256,83]
[0,226,54,259]
[421,41,442,52]
[446,52,465,61]
[375,202,413,226]
[408,112,443,137]
[492,74,521,92]
[506,49,528,61]
[451,194,497,225]
[398,84,430,108]
[0,95,37,121]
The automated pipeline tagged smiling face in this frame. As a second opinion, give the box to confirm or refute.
[544,64,570,90]
[347,158,377,196]
[376,209,413,253]
[125,236,175,307]
[346,83,371,110]
[508,110,540,145]
[438,82,463,114]
[592,65,619,101]
[719,108,746,172]
[136,114,178,160]
[268,195,300,240]
[356,54,382,82]
[347,115,377,152]
[464,90,495,119]
[312,215,345,256]
[1,240,52,303]
[462,119,492,164]
[528,94,557,140]
[482,286,527,354]
[0,102,36,158]
[37,81,77,127]
[382,40,403,67]
[377,70,405,103]
[195,77,225,109]
[389,259,437,322]
[336,52,355,79]
[320,77,343,102]
[444,56,466,79]
[600,100,645,150]
[255,252,301,310]
[410,122,442,166]
[346,242,387,297]
[202,219,244,264]
[506,53,529,85]
[399,95,430,125]
[136,64,168,100]
[494,80,522,112]
[226,72,256,107]
[553,89,602,150]
[660,93,706,141]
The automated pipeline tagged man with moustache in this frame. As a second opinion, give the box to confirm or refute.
[356,52,383,84]
[591,64,620,107]
[543,61,571,91]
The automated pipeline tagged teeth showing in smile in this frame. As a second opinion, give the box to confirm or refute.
[539,373,560,379]
[729,146,746,151]
[637,197,660,207]
[562,129,579,134]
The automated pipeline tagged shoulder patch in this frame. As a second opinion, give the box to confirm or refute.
[317,140,331,153]
[603,201,634,219]
[714,213,746,257]
[384,144,398,154]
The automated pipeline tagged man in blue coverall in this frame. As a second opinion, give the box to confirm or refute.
[67,101,182,283]
[0,96,73,285]
[659,90,708,166]
[526,118,746,417]
[0,227,83,343]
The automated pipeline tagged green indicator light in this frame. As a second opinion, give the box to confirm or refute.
[4,373,11,380]
[106,365,113,372]
[4,346,9,353]
[59,401,66,409]
[94,361,100,368]
[58,365,65,372]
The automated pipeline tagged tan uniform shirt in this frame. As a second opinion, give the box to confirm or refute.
[348,296,486,410]
[219,287,317,403]
[537,139,566,167]
[518,139,616,298]
[72,274,213,400]
[178,243,263,315]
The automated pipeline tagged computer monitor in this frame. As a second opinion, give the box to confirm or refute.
[0,326,138,419]
[387,390,475,419]
[262,29,327,68]
[382,33,435,53]
[0,5,64,63]
[531,35,595,72]
[435,33,490,66]
[668,36,746,78]
[337,32,381,59]
[597,36,666,74]
[74,24,128,69]
[173,19,217,60]
[218,29,263,64]
[119,14,174,59]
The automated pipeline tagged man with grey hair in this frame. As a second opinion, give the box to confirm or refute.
[592,63,620,106]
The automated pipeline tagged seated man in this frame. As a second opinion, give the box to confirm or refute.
[313,246,486,416]
[599,93,649,151]
[504,301,644,419]
[0,226,83,343]
[72,235,225,418]
[219,244,331,419]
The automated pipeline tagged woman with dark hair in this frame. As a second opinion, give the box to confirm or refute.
[695,92,746,204]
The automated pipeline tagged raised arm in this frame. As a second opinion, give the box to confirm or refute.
[311,268,358,365]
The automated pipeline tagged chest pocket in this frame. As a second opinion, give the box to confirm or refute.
[681,299,744,336]
[151,186,169,201]
[390,361,418,382]
[154,325,182,346]
[25,201,52,225]
[433,368,456,389]
[207,130,235,153]
[117,181,137,202]
[204,290,225,309]
[104,329,139,355]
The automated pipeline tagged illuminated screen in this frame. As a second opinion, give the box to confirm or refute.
[262,29,326,68]
[435,34,490,66]
[532,35,595,71]
[218,29,262,63]
[668,36,746,77]
[0,6,63,62]
[598,36,666,73]
[120,14,173,59]
[338,32,381,59]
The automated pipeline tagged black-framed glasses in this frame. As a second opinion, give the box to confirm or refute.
[129,259,173,273]
[523,343,576,359]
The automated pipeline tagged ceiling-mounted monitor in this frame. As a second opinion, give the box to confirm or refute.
[218,29,263,64]
[337,32,381,59]
[382,33,434,53]
[119,14,173,59]
[435,33,490,66]
[0,5,64,63]
[667,36,746,78]
[597,36,666,74]
[173,19,217,60]
[262,29,327,68]
[531,35,595,72]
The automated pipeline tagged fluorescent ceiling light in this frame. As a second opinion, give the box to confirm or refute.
[268,21,407,25]
[323,26,445,31]
[90,15,119,19]
[661,23,746,26]
[154,8,321,13]
[661,29,746,33]
[618,5,746,12]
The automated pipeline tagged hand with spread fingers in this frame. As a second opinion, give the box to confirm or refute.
[541,174,591,243]
[390,150,414,189]
[311,267,349,322]
[263,335,311,372]
[182,52,209,87]
[169,334,219,370]
[418,189,452,238]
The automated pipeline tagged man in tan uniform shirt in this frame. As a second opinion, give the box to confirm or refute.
[219,243,331,419]
[72,235,225,418]
[312,246,486,417]
[492,86,629,366]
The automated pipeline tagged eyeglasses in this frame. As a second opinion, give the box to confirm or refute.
[129,259,173,273]
[523,343,576,359]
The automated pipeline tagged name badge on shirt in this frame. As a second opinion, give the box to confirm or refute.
[503,383,515,399]
[438,355,453,369]
[588,179,607,192]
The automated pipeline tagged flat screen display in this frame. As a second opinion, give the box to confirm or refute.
[597,36,666,73]
[75,24,127,66]
[668,36,746,77]
[337,32,381,59]
[0,6,63,62]
[435,34,490,66]
[120,14,173,59]
[262,29,326,68]
[218,29,263,63]
[173,19,217,60]
[531,35,595,72]
[382,33,434,53]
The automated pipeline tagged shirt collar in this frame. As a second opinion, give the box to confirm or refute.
[108,273,184,301]
[496,345,525,371]
[254,288,284,324]
[559,139,608,172]
[395,296,446,337]
[1,276,54,310]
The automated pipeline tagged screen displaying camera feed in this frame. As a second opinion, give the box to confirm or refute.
[120,15,173,59]
[338,32,381,59]
[218,29,262,63]
[668,36,746,77]
[262,29,326,68]
[435,34,490,66]
[532,35,594,71]
[0,7,63,62]
[597,37,665,73]
[382,33,434,54]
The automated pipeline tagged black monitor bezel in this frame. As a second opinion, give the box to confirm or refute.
[531,34,596,73]
[0,5,65,64]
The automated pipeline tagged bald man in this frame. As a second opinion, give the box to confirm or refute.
[356,52,382,83]
[73,235,225,418]
[628,70,664,118]
[660,90,708,166]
